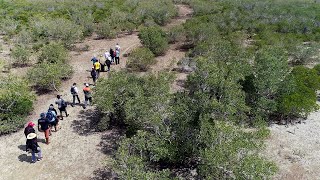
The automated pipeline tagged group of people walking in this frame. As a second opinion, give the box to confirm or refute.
[90,43,121,85]
[24,82,93,163]
[23,43,121,164]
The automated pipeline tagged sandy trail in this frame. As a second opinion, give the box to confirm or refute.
[0,5,192,180]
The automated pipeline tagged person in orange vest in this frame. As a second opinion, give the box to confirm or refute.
[83,83,92,109]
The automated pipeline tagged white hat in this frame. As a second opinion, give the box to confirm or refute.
[85,83,89,87]
[27,133,37,140]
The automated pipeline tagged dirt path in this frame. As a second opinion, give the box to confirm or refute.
[0,5,192,180]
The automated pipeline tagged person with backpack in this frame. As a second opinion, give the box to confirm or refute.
[24,121,36,151]
[47,105,58,132]
[55,95,69,120]
[26,133,42,163]
[91,67,97,85]
[70,83,81,107]
[38,113,51,145]
[83,83,92,109]
[91,55,98,65]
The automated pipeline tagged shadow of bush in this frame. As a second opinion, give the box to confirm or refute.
[90,167,118,180]
[71,108,102,136]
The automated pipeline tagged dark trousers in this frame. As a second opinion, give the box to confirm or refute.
[58,107,68,117]
[115,57,120,65]
[107,64,110,71]
[72,94,81,105]
[96,69,100,77]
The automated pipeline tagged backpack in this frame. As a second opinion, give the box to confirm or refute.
[70,86,75,94]
[46,111,54,122]
[61,99,67,108]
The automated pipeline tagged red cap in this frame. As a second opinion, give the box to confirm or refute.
[28,121,35,127]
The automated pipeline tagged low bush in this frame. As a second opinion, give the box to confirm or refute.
[0,76,34,135]
[167,25,186,44]
[278,66,320,118]
[126,47,155,71]
[138,26,168,56]
[11,45,32,66]
[95,20,117,39]
[30,17,83,47]
[38,42,68,64]
[27,62,73,91]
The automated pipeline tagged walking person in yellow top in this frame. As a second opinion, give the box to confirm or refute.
[94,61,101,78]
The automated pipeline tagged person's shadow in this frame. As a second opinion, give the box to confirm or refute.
[18,154,32,163]
[17,145,32,163]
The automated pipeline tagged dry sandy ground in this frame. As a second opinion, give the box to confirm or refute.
[265,104,320,180]
[0,5,191,180]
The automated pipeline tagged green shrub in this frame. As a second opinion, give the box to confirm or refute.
[313,64,320,75]
[27,62,73,91]
[38,42,68,64]
[11,45,32,66]
[0,76,34,135]
[278,66,320,118]
[138,26,168,56]
[30,17,83,46]
[126,47,155,71]
[167,25,186,44]
[70,10,94,36]
[0,18,19,36]
[95,21,117,39]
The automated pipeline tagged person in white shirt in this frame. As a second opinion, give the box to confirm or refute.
[70,83,81,107]
[115,43,121,52]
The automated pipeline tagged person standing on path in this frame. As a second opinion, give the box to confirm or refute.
[47,104,59,132]
[70,83,81,107]
[91,55,98,65]
[26,133,42,163]
[115,49,120,65]
[24,121,35,138]
[106,55,112,72]
[109,48,115,62]
[55,95,69,120]
[38,113,51,145]
[24,121,36,151]
[94,61,101,77]
[83,83,92,109]
[91,67,97,85]
[115,43,120,65]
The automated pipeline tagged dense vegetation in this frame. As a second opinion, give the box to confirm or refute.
[92,0,320,179]
[0,0,178,134]
[0,76,34,135]
[0,0,319,178]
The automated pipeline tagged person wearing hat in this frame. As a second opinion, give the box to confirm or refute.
[24,121,36,152]
[26,133,42,163]
[38,113,51,145]
[24,121,36,138]
[83,83,92,109]
[91,55,98,65]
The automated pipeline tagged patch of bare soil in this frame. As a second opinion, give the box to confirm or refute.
[0,4,193,180]
[264,101,320,179]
